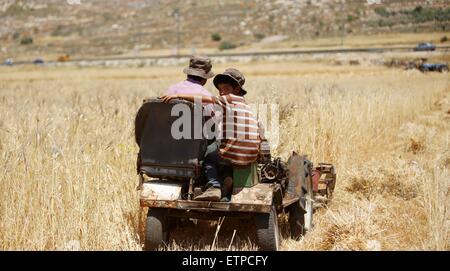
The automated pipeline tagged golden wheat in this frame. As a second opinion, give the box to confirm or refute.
[0,62,448,250]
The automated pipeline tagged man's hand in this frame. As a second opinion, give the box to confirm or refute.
[160,95,178,103]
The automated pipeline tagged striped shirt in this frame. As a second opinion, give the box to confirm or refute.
[212,94,261,166]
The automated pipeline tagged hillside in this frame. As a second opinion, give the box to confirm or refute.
[0,0,449,59]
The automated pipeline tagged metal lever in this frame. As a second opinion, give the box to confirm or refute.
[188,177,194,200]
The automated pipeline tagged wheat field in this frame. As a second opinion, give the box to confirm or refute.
[0,61,448,250]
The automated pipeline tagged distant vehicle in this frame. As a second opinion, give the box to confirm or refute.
[413,42,436,51]
[419,63,449,73]
[57,54,70,62]
[4,58,13,66]
[33,58,44,65]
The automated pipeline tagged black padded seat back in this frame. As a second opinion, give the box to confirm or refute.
[135,99,207,179]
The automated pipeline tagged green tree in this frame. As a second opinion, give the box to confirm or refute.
[211,33,221,42]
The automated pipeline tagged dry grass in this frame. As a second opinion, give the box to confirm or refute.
[0,61,448,250]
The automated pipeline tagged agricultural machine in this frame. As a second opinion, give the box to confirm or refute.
[134,99,337,251]
[57,54,71,62]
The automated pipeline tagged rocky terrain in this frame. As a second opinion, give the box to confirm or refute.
[0,0,449,58]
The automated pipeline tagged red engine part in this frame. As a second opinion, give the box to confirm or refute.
[312,163,336,199]
[312,169,321,193]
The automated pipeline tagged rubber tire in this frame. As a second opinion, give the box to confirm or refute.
[440,67,449,73]
[144,208,169,251]
[255,205,280,251]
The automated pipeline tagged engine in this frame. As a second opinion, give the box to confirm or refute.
[260,158,289,190]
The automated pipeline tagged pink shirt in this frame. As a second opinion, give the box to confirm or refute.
[165,79,215,117]
[165,79,213,96]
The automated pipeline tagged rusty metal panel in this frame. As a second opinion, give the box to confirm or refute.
[312,169,321,192]
[313,163,337,198]
[282,197,299,207]
[140,181,273,213]
[230,183,273,206]
[286,153,305,199]
[318,173,328,190]
[140,199,272,213]
[140,182,182,201]
[140,183,274,213]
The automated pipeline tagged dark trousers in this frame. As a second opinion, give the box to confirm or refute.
[203,141,232,188]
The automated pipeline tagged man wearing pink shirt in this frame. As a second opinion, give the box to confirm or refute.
[136,56,215,174]
[165,55,217,124]
[165,55,214,96]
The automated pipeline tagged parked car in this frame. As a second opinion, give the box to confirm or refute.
[33,58,44,65]
[413,42,436,51]
[4,58,13,66]
[419,63,449,73]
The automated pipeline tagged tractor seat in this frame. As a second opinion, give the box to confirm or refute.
[135,99,208,180]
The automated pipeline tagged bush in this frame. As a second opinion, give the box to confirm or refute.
[413,6,423,13]
[377,20,393,28]
[218,41,237,50]
[441,36,448,43]
[12,32,20,40]
[20,36,33,45]
[374,7,390,17]
[407,6,450,23]
[211,33,221,42]
[410,6,433,23]
[254,33,265,41]
[434,8,450,22]
[347,15,357,22]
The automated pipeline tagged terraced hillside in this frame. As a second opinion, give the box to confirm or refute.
[0,0,449,58]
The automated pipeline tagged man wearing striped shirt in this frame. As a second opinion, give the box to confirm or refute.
[162,68,269,202]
